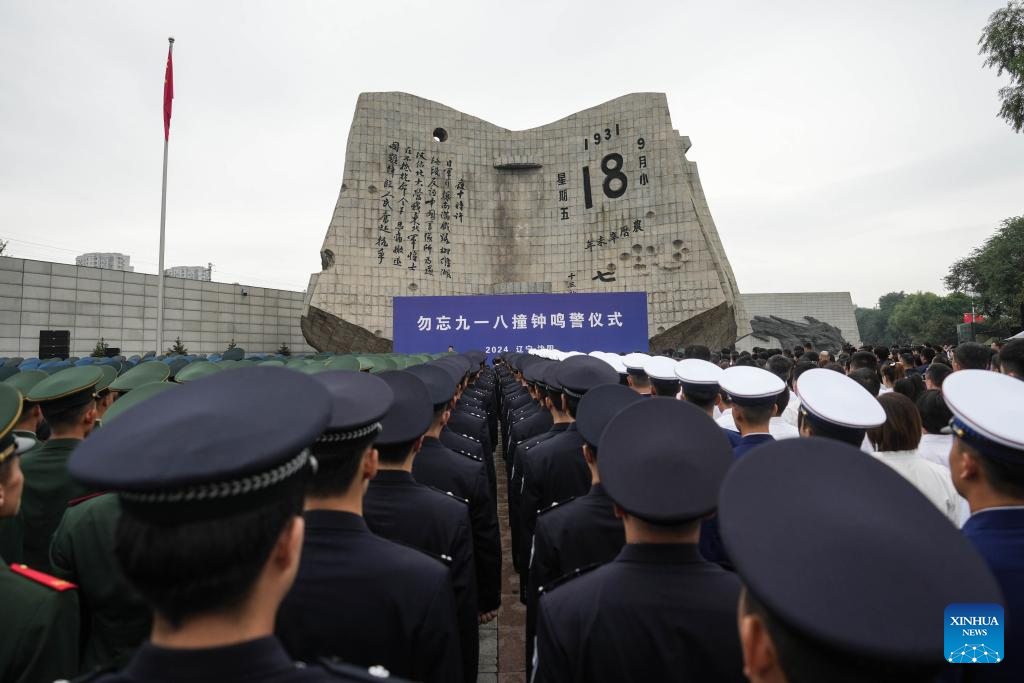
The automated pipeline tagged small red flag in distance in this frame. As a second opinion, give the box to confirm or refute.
[163,43,173,140]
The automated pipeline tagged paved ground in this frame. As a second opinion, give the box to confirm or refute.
[478,442,525,683]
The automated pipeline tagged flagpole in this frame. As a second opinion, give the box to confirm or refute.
[156,36,173,356]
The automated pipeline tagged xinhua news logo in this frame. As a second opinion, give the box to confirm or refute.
[945,604,1004,664]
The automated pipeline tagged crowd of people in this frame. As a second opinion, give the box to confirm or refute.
[0,336,1021,683]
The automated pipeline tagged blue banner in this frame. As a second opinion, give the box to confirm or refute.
[393,292,648,355]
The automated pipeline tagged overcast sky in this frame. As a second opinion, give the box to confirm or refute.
[2,1,1021,307]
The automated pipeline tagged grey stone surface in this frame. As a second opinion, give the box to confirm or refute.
[304,92,750,351]
[0,256,313,357]
[737,292,861,351]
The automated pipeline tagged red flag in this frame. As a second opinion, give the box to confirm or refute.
[163,43,173,140]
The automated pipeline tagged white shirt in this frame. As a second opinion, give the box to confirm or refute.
[781,391,800,426]
[917,433,953,469]
[870,450,962,525]
[769,417,799,440]
[716,412,798,440]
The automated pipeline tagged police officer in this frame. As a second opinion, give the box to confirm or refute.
[720,438,1004,683]
[796,367,885,447]
[519,356,619,578]
[67,366,392,682]
[641,355,681,397]
[276,370,461,683]
[0,382,80,683]
[533,398,744,682]
[11,366,103,571]
[945,369,1024,683]
[719,366,787,458]
[362,370,479,683]
[622,352,652,395]
[50,382,177,673]
[406,363,502,619]
[525,383,639,675]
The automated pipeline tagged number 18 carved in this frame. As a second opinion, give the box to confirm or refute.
[582,153,628,210]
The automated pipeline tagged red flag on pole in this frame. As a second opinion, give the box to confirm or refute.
[163,42,174,140]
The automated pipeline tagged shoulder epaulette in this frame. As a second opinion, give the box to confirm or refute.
[9,564,77,592]
[455,449,483,462]
[457,432,482,443]
[538,496,577,516]
[68,491,108,508]
[539,562,604,595]
[319,656,395,680]
[425,484,470,505]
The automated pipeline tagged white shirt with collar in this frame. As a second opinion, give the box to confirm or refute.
[917,432,953,469]
[716,408,736,432]
[869,449,963,525]
[781,391,800,426]
[716,411,798,440]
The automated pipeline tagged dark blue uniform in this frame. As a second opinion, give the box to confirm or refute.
[413,436,501,613]
[276,511,461,683]
[362,471,479,683]
[732,432,774,458]
[961,508,1024,683]
[87,637,398,682]
[534,544,746,683]
[526,483,626,676]
[508,424,568,573]
[520,424,589,574]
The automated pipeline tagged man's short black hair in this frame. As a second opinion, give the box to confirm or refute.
[893,375,925,403]
[954,342,991,370]
[798,411,866,447]
[115,475,306,627]
[376,438,419,466]
[791,361,816,388]
[925,362,953,388]
[916,390,952,435]
[741,589,941,683]
[40,400,92,431]
[999,339,1024,378]
[307,433,377,498]
[733,402,775,425]
[681,385,717,410]
[920,347,936,362]
[967,442,1024,500]
[848,368,880,397]
[849,351,878,371]
[873,346,891,362]
[684,344,711,361]
[765,355,793,384]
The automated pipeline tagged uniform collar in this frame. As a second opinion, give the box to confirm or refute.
[303,509,369,533]
[588,482,609,498]
[964,506,1024,531]
[616,543,705,564]
[124,636,295,682]
[371,469,415,485]
[549,422,570,433]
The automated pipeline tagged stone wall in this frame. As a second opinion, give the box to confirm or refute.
[304,92,750,352]
[736,292,861,351]
[0,256,313,358]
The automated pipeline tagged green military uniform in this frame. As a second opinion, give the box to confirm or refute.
[0,370,48,562]
[16,366,102,572]
[0,381,81,683]
[50,493,150,673]
[48,382,175,673]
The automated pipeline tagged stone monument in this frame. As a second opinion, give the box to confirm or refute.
[302,92,750,352]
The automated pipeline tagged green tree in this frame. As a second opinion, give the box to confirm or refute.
[167,337,188,355]
[277,343,291,357]
[855,291,907,345]
[945,215,1024,332]
[90,338,109,358]
[225,338,237,352]
[888,292,972,345]
[979,1,1024,133]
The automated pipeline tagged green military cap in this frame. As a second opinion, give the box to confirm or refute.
[233,359,257,369]
[325,356,361,371]
[354,355,376,371]
[0,367,19,382]
[109,361,171,393]
[4,369,48,397]
[222,347,245,361]
[103,381,179,424]
[0,383,23,465]
[26,365,103,412]
[285,358,309,368]
[258,360,285,367]
[299,363,326,374]
[214,359,237,369]
[95,365,118,394]
[371,357,398,374]
[175,361,222,383]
